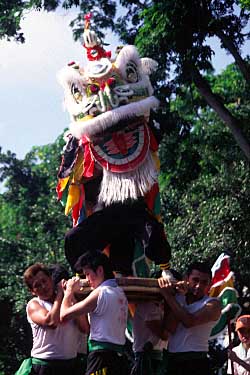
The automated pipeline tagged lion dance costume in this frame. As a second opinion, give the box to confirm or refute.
[56,14,171,277]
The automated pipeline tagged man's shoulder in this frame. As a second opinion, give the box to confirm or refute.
[27,297,51,311]
[27,297,40,308]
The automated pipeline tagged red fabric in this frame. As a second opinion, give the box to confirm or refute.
[72,184,85,227]
[56,180,64,200]
[82,136,95,178]
[211,257,230,285]
[84,44,112,61]
[144,183,159,212]
[149,128,159,151]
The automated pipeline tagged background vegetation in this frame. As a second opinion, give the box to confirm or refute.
[0,1,250,374]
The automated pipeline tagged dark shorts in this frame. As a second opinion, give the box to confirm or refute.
[31,358,77,375]
[130,351,164,375]
[86,350,129,375]
[167,352,210,375]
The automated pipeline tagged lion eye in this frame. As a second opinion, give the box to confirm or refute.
[71,84,82,102]
[126,61,139,83]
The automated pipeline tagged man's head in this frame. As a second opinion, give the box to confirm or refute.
[236,315,250,346]
[24,263,54,301]
[48,264,70,285]
[74,251,114,288]
[186,261,212,300]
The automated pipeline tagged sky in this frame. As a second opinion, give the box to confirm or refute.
[0,9,119,159]
[0,8,249,159]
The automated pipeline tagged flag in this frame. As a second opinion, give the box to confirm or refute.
[209,252,241,339]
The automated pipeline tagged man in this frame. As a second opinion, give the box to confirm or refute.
[22,263,88,375]
[228,315,250,374]
[130,301,168,375]
[60,250,129,375]
[158,261,221,375]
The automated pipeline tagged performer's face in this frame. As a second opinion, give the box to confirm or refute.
[31,271,54,301]
[187,269,211,300]
[83,266,104,289]
[237,327,250,346]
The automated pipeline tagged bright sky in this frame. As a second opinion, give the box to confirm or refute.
[0,9,119,158]
[0,9,249,159]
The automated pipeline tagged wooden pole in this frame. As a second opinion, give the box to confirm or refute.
[228,316,235,375]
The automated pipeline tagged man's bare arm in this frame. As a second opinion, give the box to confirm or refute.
[60,278,99,322]
[158,278,221,328]
[28,284,64,328]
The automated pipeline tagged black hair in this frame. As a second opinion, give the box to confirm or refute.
[150,268,182,281]
[186,261,212,280]
[170,268,182,281]
[74,251,114,280]
[48,264,70,285]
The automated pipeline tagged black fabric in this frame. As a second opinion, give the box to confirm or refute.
[31,358,78,375]
[167,352,210,375]
[57,135,79,179]
[65,201,171,273]
[86,349,128,375]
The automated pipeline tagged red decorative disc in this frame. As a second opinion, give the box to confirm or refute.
[90,123,149,173]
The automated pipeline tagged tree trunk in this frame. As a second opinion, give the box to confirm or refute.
[191,65,250,160]
[215,29,250,82]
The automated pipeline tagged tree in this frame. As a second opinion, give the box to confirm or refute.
[0,0,116,42]
[2,1,250,157]
[0,0,60,42]
[134,1,250,159]
[0,136,72,374]
[239,0,250,9]
[159,63,250,291]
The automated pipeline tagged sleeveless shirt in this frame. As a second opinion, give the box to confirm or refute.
[27,297,80,359]
[168,294,218,353]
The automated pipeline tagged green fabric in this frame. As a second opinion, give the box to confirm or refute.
[153,192,161,216]
[32,358,50,365]
[210,304,241,337]
[132,240,150,278]
[210,287,241,338]
[15,359,33,375]
[15,358,56,375]
[88,339,125,353]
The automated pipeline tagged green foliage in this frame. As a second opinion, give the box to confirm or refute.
[1,1,250,372]
[0,0,60,42]
[159,63,250,290]
[239,0,250,9]
[0,135,72,374]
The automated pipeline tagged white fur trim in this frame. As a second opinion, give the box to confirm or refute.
[98,152,158,205]
[69,96,159,139]
[57,65,87,90]
[115,45,142,79]
[141,58,158,75]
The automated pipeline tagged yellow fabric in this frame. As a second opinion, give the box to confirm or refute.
[65,183,80,215]
[58,176,70,193]
[209,277,234,297]
[73,148,85,181]
[78,114,93,122]
[151,151,160,171]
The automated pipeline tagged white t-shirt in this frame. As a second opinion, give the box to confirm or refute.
[89,281,128,345]
[228,343,250,375]
[168,294,218,353]
[132,302,167,352]
[27,297,80,359]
